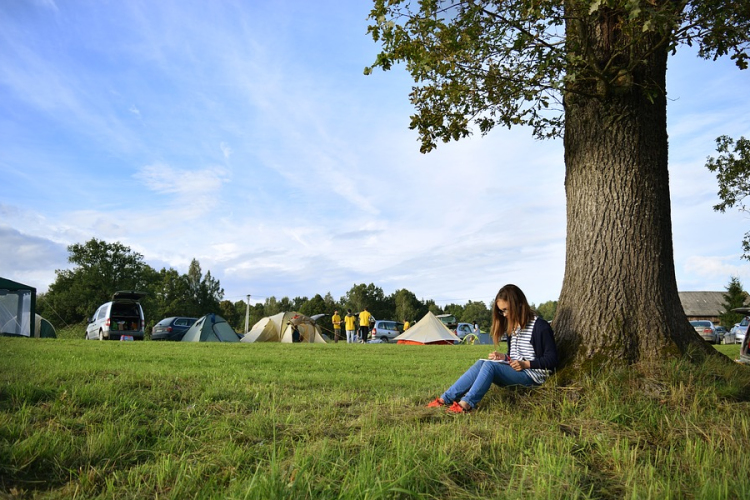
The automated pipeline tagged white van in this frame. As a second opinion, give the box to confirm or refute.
[86,291,146,341]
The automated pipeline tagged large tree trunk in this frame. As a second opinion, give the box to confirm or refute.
[554,10,715,367]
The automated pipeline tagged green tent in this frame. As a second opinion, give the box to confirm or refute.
[35,314,57,339]
[181,314,240,342]
[0,277,37,338]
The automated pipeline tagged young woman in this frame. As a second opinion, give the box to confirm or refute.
[427,284,558,413]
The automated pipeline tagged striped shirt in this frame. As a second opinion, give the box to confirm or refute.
[509,316,550,385]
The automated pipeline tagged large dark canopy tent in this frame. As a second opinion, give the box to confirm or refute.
[1,276,37,338]
[0,277,55,338]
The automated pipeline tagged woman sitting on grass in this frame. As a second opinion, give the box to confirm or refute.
[427,284,558,413]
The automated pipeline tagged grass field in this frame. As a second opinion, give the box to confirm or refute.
[1,335,749,499]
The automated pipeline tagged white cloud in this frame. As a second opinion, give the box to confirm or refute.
[682,255,750,290]
[220,142,232,159]
[2,1,749,309]
[134,163,230,198]
[0,226,68,293]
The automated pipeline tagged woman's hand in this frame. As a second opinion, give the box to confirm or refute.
[489,351,503,361]
[509,359,529,371]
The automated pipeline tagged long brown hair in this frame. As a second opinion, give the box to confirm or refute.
[491,284,535,345]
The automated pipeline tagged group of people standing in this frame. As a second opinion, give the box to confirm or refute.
[330,307,373,343]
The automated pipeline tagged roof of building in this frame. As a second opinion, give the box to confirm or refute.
[678,291,729,317]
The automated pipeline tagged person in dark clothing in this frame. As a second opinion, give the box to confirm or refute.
[291,322,301,343]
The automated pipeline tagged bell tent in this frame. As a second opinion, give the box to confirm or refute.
[241,312,326,343]
[181,314,240,342]
[394,311,458,345]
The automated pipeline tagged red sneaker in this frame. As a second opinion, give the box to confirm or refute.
[447,401,471,414]
[426,397,445,408]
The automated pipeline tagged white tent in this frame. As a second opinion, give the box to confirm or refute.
[394,311,458,345]
[241,312,326,343]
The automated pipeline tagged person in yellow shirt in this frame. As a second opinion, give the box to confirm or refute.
[403,319,411,331]
[358,307,372,343]
[331,310,342,343]
[344,309,357,343]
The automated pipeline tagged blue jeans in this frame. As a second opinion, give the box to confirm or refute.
[441,360,537,409]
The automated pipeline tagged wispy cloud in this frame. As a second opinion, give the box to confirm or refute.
[2,1,750,306]
[0,225,68,290]
[134,163,230,198]
[220,142,232,159]
[33,0,59,11]
[683,254,750,287]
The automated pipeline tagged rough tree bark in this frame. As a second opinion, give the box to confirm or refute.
[554,7,715,367]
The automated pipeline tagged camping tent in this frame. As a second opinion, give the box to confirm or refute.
[241,312,327,343]
[394,311,458,345]
[0,277,37,338]
[34,314,57,338]
[181,314,240,342]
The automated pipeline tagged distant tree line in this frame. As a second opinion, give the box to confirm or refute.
[38,238,224,330]
[38,238,559,333]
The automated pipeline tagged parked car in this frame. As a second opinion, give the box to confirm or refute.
[715,326,735,344]
[370,320,404,342]
[86,291,146,340]
[151,316,198,341]
[731,316,748,345]
[690,320,718,344]
[454,322,474,339]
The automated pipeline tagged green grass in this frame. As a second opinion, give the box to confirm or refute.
[1,338,749,499]
[53,323,85,340]
[714,342,742,360]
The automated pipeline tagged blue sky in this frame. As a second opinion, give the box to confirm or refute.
[1,0,749,309]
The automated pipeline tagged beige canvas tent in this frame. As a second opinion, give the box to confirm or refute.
[241,312,326,343]
[394,311,458,345]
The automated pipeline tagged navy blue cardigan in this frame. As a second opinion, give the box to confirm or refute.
[505,317,558,371]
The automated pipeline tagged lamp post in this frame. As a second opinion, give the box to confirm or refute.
[244,294,251,333]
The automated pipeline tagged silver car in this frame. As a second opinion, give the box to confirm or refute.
[715,326,736,344]
[454,322,475,340]
[731,317,748,345]
[370,320,404,342]
[690,320,718,344]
